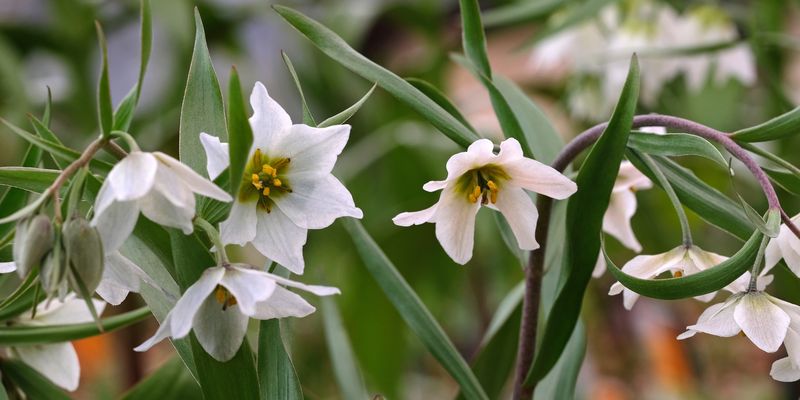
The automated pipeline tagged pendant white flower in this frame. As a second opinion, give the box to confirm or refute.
[392,138,577,265]
[91,150,232,252]
[199,82,363,274]
[6,295,105,391]
[135,263,339,362]
[609,245,727,309]
[764,213,800,277]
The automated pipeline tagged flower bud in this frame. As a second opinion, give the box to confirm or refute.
[13,215,54,278]
[40,248,67,296]
[62,217,104,294]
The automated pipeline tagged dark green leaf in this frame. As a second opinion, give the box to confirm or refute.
[628,131,728,168]
[405,78,477,134]
[179,9,227,175]
[95,22,113,138]
[731,106,800,142]
[0,168,59,196]
[113,0,153,132]
[459,0,492,78]
[764,166,800,196]
[318,83,377,128]
[322,298,369,400]
[341,218,488,400]
[273,5,479,149]
[226,67,253,198]
[0,146,43,239]
[0,360,70,400]
[258,320,303,400]
[28,116,65,169]
[281,51,316,126]
[534,321,586,399]
[0,307,150,345]
[122,357,201,400]
[527,56,639,385]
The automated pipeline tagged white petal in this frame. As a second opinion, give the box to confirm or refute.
[602,190,642,252]
[444,139,496,181]
[220,200,258,246]
[763,237,782,275]
[685,296,741,337]
[199,132,230,180]
[252,209,308,275]
[611,247,687,309]
[219,266,278,316]
[0,262,17,273]
[192,294,250,362]
[278,124,351,180]
[139,189,196,234]
[250,82,292,152]
[734,292,790,352]
[91,199,139,254]
[150,161,196,209]
[95,252,148,305]
[252,286,316,320]
[393,204,437,227]
[107,151,158,201]
[153,152,231,202]
[263,272,340,296]
[422,180,447,192]
[639,126,666,135]
[686,246,728,270]
[432,187,481,264]
[778,230,800,277]
[13,343,80,391]
[500,157,577,200]
[496,137,524,163]
[273,175,362,230]
[614,161,652,192]
[494,186,539,250]
[593,253,606,278]
[135,267,224,352]
[28,295,106,326]
[771,357,800,382]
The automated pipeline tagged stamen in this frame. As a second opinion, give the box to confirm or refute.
[251,174,263,190]
[673,270,684,278]
[214,286,227,305]
[273,178,282,187]
[262,187,271,196]
[262,164,275,175]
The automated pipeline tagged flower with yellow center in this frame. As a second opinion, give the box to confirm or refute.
[199,82,363,274]
[393,138,577,265]
[134,263,338,362]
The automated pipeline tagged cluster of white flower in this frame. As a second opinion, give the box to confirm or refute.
[532,2,755,121]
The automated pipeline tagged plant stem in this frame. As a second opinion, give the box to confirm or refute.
[747,234,771,291]
[194,217,228,264]
[49,136,108,222]
[636,152,693,246]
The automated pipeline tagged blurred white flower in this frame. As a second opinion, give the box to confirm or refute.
[764,213,800,276]
[609,245,727,309]
[135,263,338,362]
[7,295,105,391]
[393,138,577,264]
[199,82,362,274]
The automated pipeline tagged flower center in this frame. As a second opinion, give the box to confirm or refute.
[456,164,509,205]
[239,148,292,212]
[214,286,238,310]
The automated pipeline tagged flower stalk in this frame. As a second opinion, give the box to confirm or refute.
[194,217,229,264]
[49,136,109,222]
[636,152,693,247]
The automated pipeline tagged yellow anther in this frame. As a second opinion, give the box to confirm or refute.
[468,193,478,203]
[251,174,263,190]
[262,164,275,175]
[673,270,684,278]
[273,178,282,187]
[471,185,481,198]
[214,287,227,305]
[490,191,498,204]
[487,180,498,191]
[262,187,271,196]
[227,296,238,307]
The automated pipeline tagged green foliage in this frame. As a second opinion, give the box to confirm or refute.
[258,320,303,400]
[628,131,728,168]
[732,106,800,142]
[226,67,253,199]
[0,307,149,345]
[122,357,201,400]
[0,360,70,400]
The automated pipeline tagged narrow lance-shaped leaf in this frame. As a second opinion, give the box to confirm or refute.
[95,22,113,138]
[273,5,479,149]
[179,9,227,175]
[281,51,316,126]
[405,78,477,134]
[1,360,71,400]
[121,357,201,400]
[226,67,253,198]
[318,83,377,128]
[0,307,150,345]
[341,218,489,400]
[764,166,800,196]
[113,0,153,132]
[731,106,800,142]
[526,55,639,385]
[321,297,369,400]
[459,0,492,78]
[628,131,728,168]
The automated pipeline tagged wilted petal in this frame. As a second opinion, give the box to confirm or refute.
[220,266,278,316]
[494,186,539,250]
[153,152,231,202]
[107,151,158,201]
[252,210,307,275]
[220,200,258,246]
[433,187,481,264]
[279,124,350,180]
[771,357,800,382]
[13,343,80,391]
[603,190,641,252]
[252,286,316,320]
[192,294,250,362]
[199,132,230,180]
[250,82,292,151]
[274,175,363,230]
[734,292,790,352]
[501,157,577,200]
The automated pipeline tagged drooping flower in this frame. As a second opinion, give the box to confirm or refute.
[91,151,232,252]
[392,138,577,264]
[6,295,105,391]
[764,213,800,277]
[199,82,362,274]
[609,245,727,309]
[135,263,339,361]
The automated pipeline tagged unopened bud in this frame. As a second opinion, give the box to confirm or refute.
[40,249,67,296]
[13,215,53,278]
[63,217,104,294]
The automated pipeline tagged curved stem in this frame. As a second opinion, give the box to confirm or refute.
[637,152,693,247]
[194,217,228,264]
[110,130,141,152]
[49,136,108,222]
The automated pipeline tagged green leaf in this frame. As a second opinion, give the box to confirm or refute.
[764,166,800,196]
[113,0,153,132]
[169,230,260,400]
[0,360,70,400]
[258,320,303,400]
[405,78,477,134]
[0,146,43,239]
[533,321,586,400]
[0,167,59,194]
[604,229,764,299]
[0,307,149,345]
[731,106,800,142]
[482,0,563,28]
[737,198,780,238]
[459,0,492,78]
[628,131,728,168]
[122,357,201,400]
[527,56,639,385]
[28,116,65,170]
[179,9,227,175]
[318,83,377,128]
[95,22,113,138]
[321,298,369,400]
[0,192,49,225]
[226,67,253,198]
[493,76,564,164]
[0,273,38,321]
[273,5,479,149]
[341,218,488,400]
[281,51,316,126]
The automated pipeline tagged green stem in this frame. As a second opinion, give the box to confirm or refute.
[194,217,228,264]
[110,130,141,152]
[747,234,770,291]
[738,141,800,176]
[636,151,693,247]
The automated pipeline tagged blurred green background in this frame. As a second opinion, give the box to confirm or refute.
[1,0,800,399]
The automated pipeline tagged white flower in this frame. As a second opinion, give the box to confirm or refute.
[91,150,232,251]
[609,245,727,309]
[199,82,363,274]
[764,213,800,277]
[135,263,338,362]
[593,160,653,277]
[7,295,105,391]
[392,138,577,265]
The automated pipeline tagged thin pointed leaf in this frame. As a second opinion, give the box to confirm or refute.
[0,193,48,225]
[113,0,153,132]
[28,116,65,170]
[226,67,253,198]
[121,357,201,400]
[95,22,113,138]
[281,51,316,126]
[318,83,377,128]
[731,106,800,142]
[0,307,150,345]
[628,131,728,168]
[459,0,492,78]
[258,320,303,400]
[322,297,369,400]
[0,360,70,400]
[764,166,800,196]
[405,78,477,134]
[341,218,488,400]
